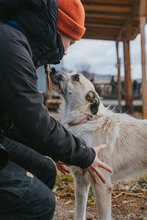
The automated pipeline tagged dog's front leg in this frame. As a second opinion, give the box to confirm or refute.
[92,180,112,220]
[73,171,90,220]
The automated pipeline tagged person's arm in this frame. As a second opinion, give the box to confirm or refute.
[56,145,112,184]
[0,31,95,169]
[0,144,8,169]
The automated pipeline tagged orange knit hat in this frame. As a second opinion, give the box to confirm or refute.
[57,0,86,40]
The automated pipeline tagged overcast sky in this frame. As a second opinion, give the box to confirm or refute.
[62,25,147,80]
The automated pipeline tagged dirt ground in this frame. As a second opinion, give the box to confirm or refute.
[53,174,147,220]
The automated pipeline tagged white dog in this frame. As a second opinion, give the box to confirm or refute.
[50,68,147,220]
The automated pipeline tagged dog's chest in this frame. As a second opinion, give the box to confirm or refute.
[68,126,92,148]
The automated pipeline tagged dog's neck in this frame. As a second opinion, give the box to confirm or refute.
[60,101,109,125]
[68,115,92,126]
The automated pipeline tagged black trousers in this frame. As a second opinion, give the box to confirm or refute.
[0,137,57,220]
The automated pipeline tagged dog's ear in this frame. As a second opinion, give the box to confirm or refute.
[86,91,100,115]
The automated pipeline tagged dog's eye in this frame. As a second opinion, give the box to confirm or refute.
[72,74,80,82]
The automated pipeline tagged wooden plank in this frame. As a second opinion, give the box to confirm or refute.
[125,23,133,41]
[85,22,138,29]
[139,0,147,118]
[83,0,134,6]
[84,33,118,39]
[83,33,116,38]
[85,18,126,27]
[130,26,140,40]
[139,0,147,16]
[116,0,139,41]
[85,26,138,38]
[85,23,121,29]
[86,13,127,20]
[123,41,133,112]
[85,28,119,34]
[84,32,117,38]
[84,5,132,14]
[116,42,121,106]
[83,34,115,41]
[85,17,139,25]
[85,18,139,30]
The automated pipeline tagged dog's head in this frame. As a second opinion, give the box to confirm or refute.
[50,68,100,115]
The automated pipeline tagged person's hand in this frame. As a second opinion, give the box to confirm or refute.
[56,161,70,175]
[82,144,112,184]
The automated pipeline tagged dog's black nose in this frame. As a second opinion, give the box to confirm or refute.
[50,67,57,75]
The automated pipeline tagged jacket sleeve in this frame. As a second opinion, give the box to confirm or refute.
[0,143,8,169]
[0,30,95,169]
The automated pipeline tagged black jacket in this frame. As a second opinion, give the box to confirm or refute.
[0,0,95,169]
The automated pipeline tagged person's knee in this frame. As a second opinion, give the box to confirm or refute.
[21,177,56,220]
[41,189,56,220]
[31,181,56,220]
[0,161,56,220]
[41,157,57,189]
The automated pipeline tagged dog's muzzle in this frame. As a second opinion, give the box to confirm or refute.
[50,67,64,85]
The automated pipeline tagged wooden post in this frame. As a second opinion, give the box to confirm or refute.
[140,0,147,119]
[116,42,121,106]
[123,40,133,112]
[44,64,51,100]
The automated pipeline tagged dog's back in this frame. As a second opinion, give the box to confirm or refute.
[92,111,147,182]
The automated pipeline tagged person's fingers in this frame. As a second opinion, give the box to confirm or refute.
[56,165,65,174]
[98,161,112,173]
[59,161,70,166]
[59,169,66,175]
[61,168,69,174]
[93,145,113,173]
[61,166,69,173]
[82,167,106,184]
[56,163,69,174]
[64,169,69,174]
[93,167,106,184]
[87,168,98,184]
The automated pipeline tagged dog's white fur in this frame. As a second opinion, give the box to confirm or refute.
[51,70,147,220]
